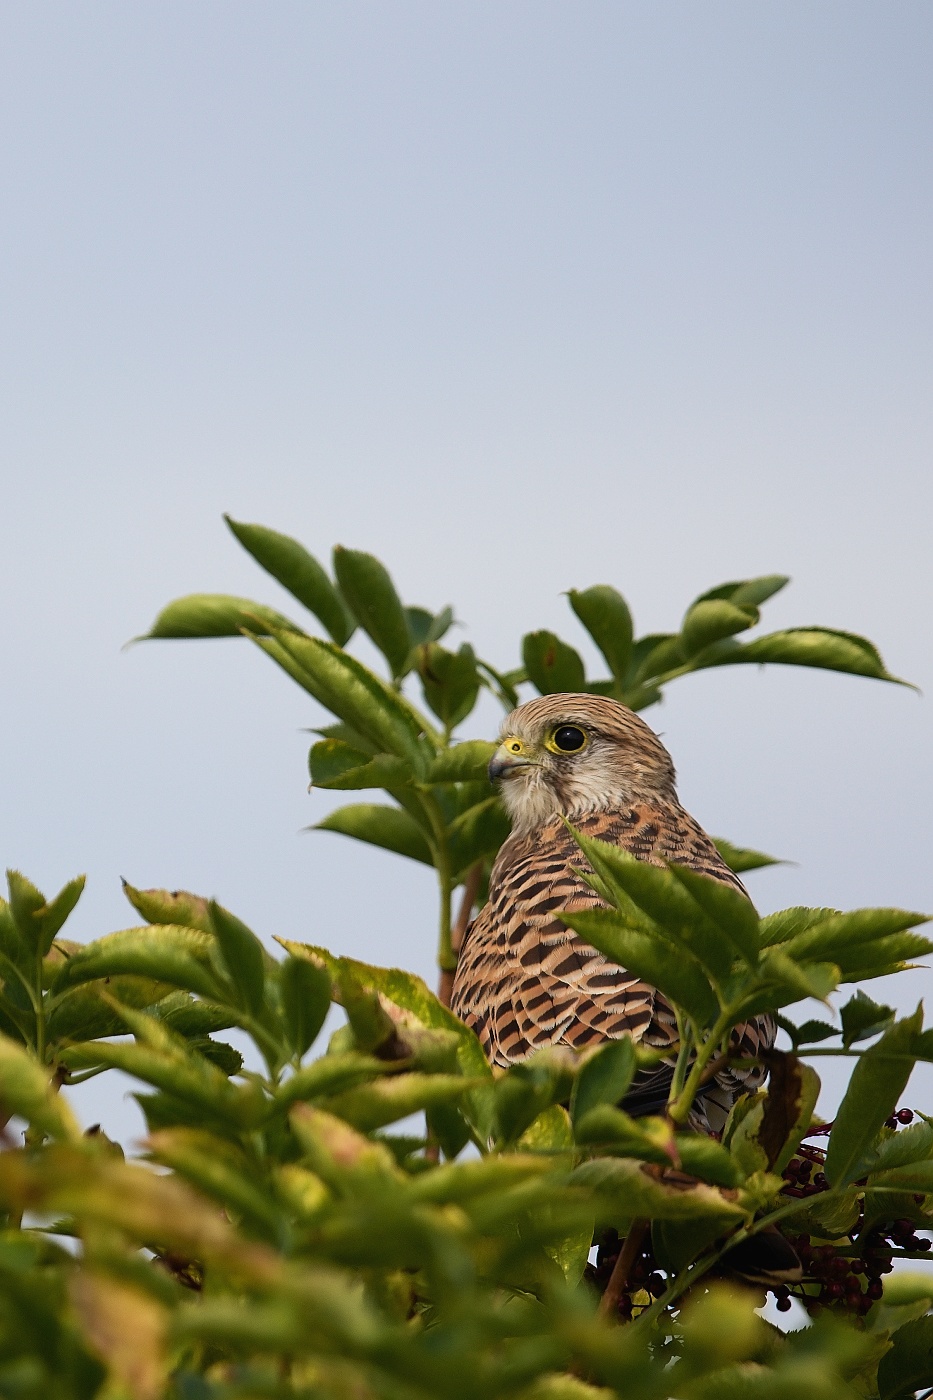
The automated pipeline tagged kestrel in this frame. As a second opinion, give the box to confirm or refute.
[451,694,775,1130]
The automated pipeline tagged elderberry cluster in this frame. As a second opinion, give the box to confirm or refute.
[589,1228,667,1319]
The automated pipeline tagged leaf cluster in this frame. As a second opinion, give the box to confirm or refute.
[0,869,931,1398]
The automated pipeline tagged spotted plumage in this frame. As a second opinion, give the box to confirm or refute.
[451,694,774,1129]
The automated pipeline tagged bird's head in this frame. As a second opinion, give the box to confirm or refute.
[489,693,677,834]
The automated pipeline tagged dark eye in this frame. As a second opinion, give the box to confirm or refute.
[553,725,586,753]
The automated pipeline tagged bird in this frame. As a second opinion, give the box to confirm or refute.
[450,693,776,1131]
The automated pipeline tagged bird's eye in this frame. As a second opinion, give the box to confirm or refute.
[551,725,587,754]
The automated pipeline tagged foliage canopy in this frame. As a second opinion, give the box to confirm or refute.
[0,520,929,1400]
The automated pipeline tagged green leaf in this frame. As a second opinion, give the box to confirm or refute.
[416,643,481,730]
[332,546,412,678]
[147,1127,282,1235]
[675,1134,745,1187]
[775,1015,836,1049]
[279,956,332,1058]
[630,633,683,683]
[121,882,213,933]
[29,876,86,957]
[6,869,46,958]
[825,1007,924,1186]
[273,1052,397,1111]
[314,804,433,866]
[694,574,789,608]
[877,1316,933,1400]
[840,990,895,1048]
[447,797,511,879]
[64,1023,262,1129]
[564,828,734,983]
[276,946,491,1080]
[405,605,453,646]
[712,838,784,874]
[680,600,758,658]
[224,516,354,644]
[307,739,412,791]
[570,1039,636,1126]
[669,865,760,965]
[572,1157,744,1225]
[562,908,717,1025]
[567,586,634,682]
[0,1034,80,1140]
[50,926,223,1000]
[491,1051,577,1146]
[424,741,497,783]
[258,630,432,770]
[574,1106,675,1165]
[860,1119,933,1176]
[784,908,930,962]
[708,625,910,685]
[209,903,266,1015]
[139,593,302,640]
[522,631,586,694]
[322,1074,477,1132]
[758,905,840,948]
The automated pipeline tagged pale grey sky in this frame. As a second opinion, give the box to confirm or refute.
[1,3,931,1141]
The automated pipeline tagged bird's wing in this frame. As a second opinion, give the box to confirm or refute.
[452,802,773,1110]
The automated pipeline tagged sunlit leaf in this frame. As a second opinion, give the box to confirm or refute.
[139,593,302,640]
[314,803,433,866]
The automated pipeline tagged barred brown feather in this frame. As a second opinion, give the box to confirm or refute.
[450,695,774,1131]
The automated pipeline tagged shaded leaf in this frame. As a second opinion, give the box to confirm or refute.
[209,902,266,1015]
[567,586,634,682]
[840,989,895,1048]
[522,631,586,694]
[425,741,497,783]
[416,643,481,730]
[570,1038,636,1126]
[279,956,332,1058]
[323,1073,477,1133]
[70,1272,166,1400]
[877,1315,933,1400]
[448,797,511,879]
[669,864,760,964]
[308,739,412,791]
[826,1007,924,1186]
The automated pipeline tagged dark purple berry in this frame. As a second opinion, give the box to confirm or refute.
[898,1109,914,1124]
[776,1296,792,1312]
[867,1279,884,1300]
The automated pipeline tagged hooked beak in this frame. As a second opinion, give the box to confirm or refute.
[488,739,537,782]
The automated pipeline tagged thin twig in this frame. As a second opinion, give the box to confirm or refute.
[597,1219,649,1321]
[437,862,483,1009]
